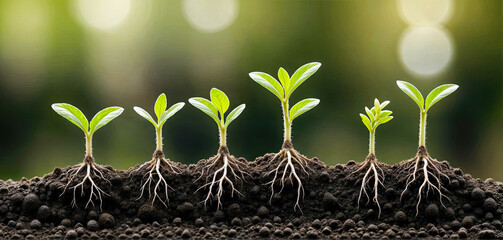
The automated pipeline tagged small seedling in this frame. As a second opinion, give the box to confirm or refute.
[357,98,393,218]
[132,93,185,206]
[51,103,124,210]
[189,88,246,210]
[249,62,321,211]
[396,80,459,215]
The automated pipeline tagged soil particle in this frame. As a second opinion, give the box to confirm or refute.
[98,213,115,229]
[471,187,485,200]
[87,220,99,231]
[478,229,496,239]
[343,219,356,230]
[227,203,241,217]
[394,211,407,224]
[483,198,497,212]
[65,230,78,239]
[22,194,41,215]
[259,226,270,237]
[425,203,439,219]
[257,206,269,218]
[322,192,339,209]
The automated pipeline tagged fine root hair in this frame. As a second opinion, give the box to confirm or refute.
[352,154,385,218]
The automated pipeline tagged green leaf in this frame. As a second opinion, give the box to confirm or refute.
[249,72,285,100]
[278,67,290,90]
[374,98,381,116]
[378,116,393,124]
[425,84,459,111]
[154,93,167,120]
[288,62,321,97]
[360,114,371,131]
[210,88,230,114]
[379,110,393,118]
[365,107,374,122]
[133,106,157,127]
[289,98,320,121]
[396,80,424,110]
[159,102,185,126]
[224,104,246,128]
[380,100,390,109]
[189,97,220,125]
[89,107,124,135]
[51,103,89,133]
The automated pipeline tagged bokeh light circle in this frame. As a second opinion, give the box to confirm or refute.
[75,0,132,30]
[399,26,454,76]
[398,0,453,25]
[183,0,238,33]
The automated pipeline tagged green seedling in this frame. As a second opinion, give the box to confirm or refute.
[131,93,185,206]
[357,98,393,218]
[249,62,321,211]
[189,88,246,210]
[396,80,459,215]
[51,103,124,210]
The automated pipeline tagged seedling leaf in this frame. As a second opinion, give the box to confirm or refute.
[365,107,375,122]
[378,116,393,124]
[134,106,157,127]
[249,72,285,100]
[379,110,393,118]
[425,84,459,111]
[278,67,290,90]
[89,107,124,135]
[360,114,371,131]
[288,62,321,97]
[289,98,320,121]
[51,103,89,133]
[396,80,424,110]
[159,102,185,126]
[189,97,220,125]
[224,104,246,128]
[154,93,167,120]
[210,88,230,114]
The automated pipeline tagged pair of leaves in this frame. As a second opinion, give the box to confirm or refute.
[52,103,124,136]
[189,88,245,129]
[133,93,185,129]
[249,62,321,101]
[289,98,320,122]
[396,81,459,112]
[360,99,393,132]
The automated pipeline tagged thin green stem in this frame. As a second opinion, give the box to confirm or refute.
[419,110,427,147]
[282,100,291,142]
[85,133,93,157]
[219,113,227,147]
[156,127,163,151]
[369,130,375,155]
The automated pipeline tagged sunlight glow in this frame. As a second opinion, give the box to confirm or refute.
[398,0,453,26]
[75,0,131,31]
[183,0,238,33]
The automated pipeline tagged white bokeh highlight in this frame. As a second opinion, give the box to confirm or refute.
[75,0,132,31]
[183,0,238,33]
[398,0,453,26]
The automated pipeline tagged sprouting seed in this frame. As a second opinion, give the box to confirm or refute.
[356,98,393,218]
[131,93,185,207]
[249,62,321,211]
[396,80,459,216]
[189,88,247,210]
[51,103,124,210]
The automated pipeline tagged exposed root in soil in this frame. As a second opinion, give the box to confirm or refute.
[266,141,313,212]
[130,150,180,207]
[352,154,385,218]
[400,146,451,216]
[60,156,111,211]
[196,146,248,210]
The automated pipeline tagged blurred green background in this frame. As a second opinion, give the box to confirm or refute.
[0,0,501,180]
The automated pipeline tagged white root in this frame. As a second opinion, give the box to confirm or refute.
[266,148,312,212]
[60,161,111,211]
[135,157,180,207]
[354,157,385,218]
[196,151,248,210]
[400,152,451,216]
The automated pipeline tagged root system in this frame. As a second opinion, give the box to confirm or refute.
[352,154,385,218]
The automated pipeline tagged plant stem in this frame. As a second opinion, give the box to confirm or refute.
[419,110,427,147]
[219,113,227,147]
[282,100,291,142]
[369,130,375,155]
[156,127,163,151]
[85,133,93,157]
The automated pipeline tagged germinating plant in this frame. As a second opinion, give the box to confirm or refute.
[396,80,459,215]
[132,93,185,206]
[189,88,246,210]
[249,62,321,211]
[357,98,393,218]
[51,103,124,210]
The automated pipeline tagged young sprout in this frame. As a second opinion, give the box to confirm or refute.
[132,93,185,206]
[396,80,459,215]
[189,88,246,210]
[249,62,321,211]
[357,98,393,218]
[51,103,124,210]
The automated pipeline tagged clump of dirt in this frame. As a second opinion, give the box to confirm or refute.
[0,151,502,239]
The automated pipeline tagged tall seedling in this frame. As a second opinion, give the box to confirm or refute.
[189,88,247,210]
[249,62,321,211]
[396,80,459,215]
[51,103,124,210]
[357,99,393,218]
[132,93,185,206]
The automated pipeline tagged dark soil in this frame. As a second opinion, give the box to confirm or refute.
[1,148,503,239]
